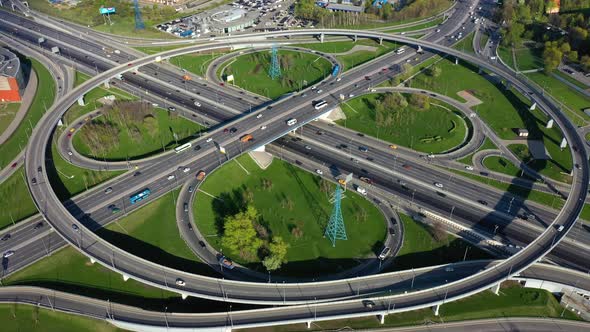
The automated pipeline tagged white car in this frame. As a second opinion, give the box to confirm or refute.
[315,169,323,175]
[3,250,15,258]
[256,114,263,119]
[336,77,341,82]
[67,150,73,156]
[167,175,175,180]
[206,137,213,143]
[465,166,474,171]
[182,167,190,173]
[356,186,367,195]
[434,182,444,188]
[175,278,186,286]
[348,93,355,98]
[304,145,312,150]
[194,102,201,107]
[260,125,267,130]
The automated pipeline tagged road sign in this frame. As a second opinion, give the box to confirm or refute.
[345,173,353,183]
[99,7,116,15]
[227,75,234,83]
[219,146,226,154]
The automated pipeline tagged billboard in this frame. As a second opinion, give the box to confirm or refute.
[99,7,116,14]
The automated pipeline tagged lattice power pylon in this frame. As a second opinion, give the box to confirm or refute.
[324,185,347,247]
[134,0,145,30]
[268,45,281,80]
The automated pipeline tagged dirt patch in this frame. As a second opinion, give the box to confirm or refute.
[457,90,483,108]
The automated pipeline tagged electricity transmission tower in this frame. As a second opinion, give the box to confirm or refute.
[268,45,281,80]
[324,185,347,247]
[134,0,145,30]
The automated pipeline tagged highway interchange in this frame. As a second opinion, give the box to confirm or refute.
[0,0,590,329]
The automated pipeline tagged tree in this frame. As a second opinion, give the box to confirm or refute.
[543,41,563,72]
[409,93,430,110]
[581,55,590,72]
[221,206,263,259]
[426,65,442,77]
[262,236,289,271]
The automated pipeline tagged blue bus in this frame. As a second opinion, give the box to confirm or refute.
[130,188,151,204]
[332,65,340,77]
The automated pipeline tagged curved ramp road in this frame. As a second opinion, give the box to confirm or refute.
[22,26,589,306]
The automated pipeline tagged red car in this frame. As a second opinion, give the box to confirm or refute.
[67,133,72,138]
[403,164,412,170]
[365,76,371,80]
[223,128,229,133]
[10,162,17,168]
[219,82,225,86]
[382,68,388,72]
[127,63,133,66]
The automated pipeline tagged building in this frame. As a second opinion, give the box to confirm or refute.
[0,47,24,102]
[517,129,529,137]
[316,0,366,13]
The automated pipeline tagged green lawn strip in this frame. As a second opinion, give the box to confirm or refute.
[0,304,126,332]
[483,156,525,178]
[337,93,469,153]
[497,45,515,70]
[386,214,491,272]
[526,71,590,121]
[508,143,572,184]
[47,136,125,200]
[253,284,577,331]
[410,57,574,182]
[553,70,590,90]
[221,50,332,100]
[135,44,191,55]
[0,102,20,135]
[448,168,565,210]
[72,106,203,161]
[95,189,218,277]
[194,154,387,277]
[170,51,228,77]
[452,31,475,54]
[479,32,489,50]
[382,17,444,33]
[64,72,136,124]
[27,0,177,39]
[456,137,497,165]
[0,167,37,230]
[513,46,544,71]
[580,204,590,223]
[2,246,240,313]
[336,41,397,72]
[0,60,55,168]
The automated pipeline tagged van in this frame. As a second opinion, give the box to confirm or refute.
[286,118,297,126]
[378,247,390,260]
[356,186,367,195]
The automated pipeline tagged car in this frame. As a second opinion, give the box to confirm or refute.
[31,178,37,184]
[336,77,342,82]
[575,163,581,169]
[34,222,44,230]
[1,234,11,241]
[359,146,368,152]
[187,223,193,231]
[175,278,186,286]
[168,106,176,111]
[316,89,323,94]
[182,167,190,173]
[357,133,365,137]
[260,125,267,130]
[199,241,206,248]
[557,225,565,232]
[389,144,397,150]
[360,176,373,184]
[206,138,213,143]
[194,102,201,107]
[256,114,263,119]
[3,250,15,258]
[105,187,113,194]
[219,82,225,86]
[10,162,17,168]
[366,157,374,161]
[127,63,133,66]
[111,207,121,214]
[167,175,175,180]
[315,169,323,175]
[223,128,229,133]
[316,130,325,135]
[351,158,359,163]
[364,76,371,80]
[348,93,355,98]
[134,171,141,177]
[389,227,395,235]
[229,127,237,134]
[356,186,367,195]
[434,182,444,188]
[445,267,454,272]
[402,164,411,170]
[304,145,312,150]
[478,200,488,206]
[188,186,194,193]
[465,166,474,171]
[67,150,73,156]
[72,224,79,232]
[378,246,390,260]
[67,133,72,138]
[183,203,189,212]
[69,128,75,133]
[37,166,42,173]
[363,300,375,308]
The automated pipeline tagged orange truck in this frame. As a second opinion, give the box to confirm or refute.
[182,74,192,81]
[240,134,253,143]
[196,171,206,181]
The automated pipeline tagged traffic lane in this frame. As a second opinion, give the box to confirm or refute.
[1,232,66,277]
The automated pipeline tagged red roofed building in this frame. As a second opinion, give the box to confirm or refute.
[0,47,24,102]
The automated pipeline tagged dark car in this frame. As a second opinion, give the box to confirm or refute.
[478,200,488,206]
[1,234,10,241]
[168,106,176,112]
[133,171,141,177]
[229,127,237,134]
[187,223,193,231]
[193,145,201,151]
[389,227,395,235]
[199,241,206,248]
[37,166,42,173]
[34,222,44,230]
[31,178,37,184]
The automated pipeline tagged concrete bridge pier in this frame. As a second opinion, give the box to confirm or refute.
[11,3,16,11]
[77,95,85,106]
[122,274,130,281]
[505,81,512,90]
[379,314,386,324]
[378,37,383,45]
[320,33,324,43]
[23,1,29,7]
[454,57,459,65]
[433,304,440,316]
[306,321,311,329]
[89,258,96,264]
[478,67,483,74]
[181,293,188,300]
[491,283,501,295]
[353,35,358,42]
[104,80,110,89]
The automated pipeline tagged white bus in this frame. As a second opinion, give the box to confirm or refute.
[286,118,298,126]
[174,143,192,153]
[314,100,328,110]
